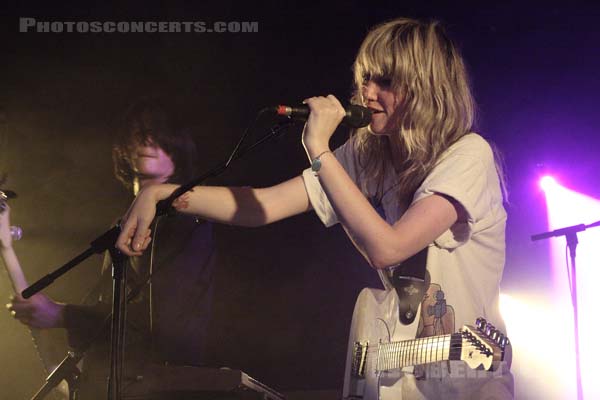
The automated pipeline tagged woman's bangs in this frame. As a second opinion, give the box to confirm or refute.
[354,32,396,88]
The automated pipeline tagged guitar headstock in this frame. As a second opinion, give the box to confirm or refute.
[0,187,17,212]
[459,318,511,371]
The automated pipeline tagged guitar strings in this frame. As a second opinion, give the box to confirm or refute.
[358,343,500,369]
[360,344,493,359]
[360,342,497,354]
[357,337,499,358]
[352,332,505,367]
[357,344,498,371]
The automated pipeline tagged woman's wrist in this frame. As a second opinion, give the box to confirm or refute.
[301,125,330,158]
[302,138,330,161]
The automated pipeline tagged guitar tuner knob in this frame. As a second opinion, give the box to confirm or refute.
[484,324,495,337]
[499,336,510,348]
[490,329,501,343]
[494,332,504,344]
[476,317,487,330]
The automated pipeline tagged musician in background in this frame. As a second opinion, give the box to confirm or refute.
[117,19,514,399]
[6,98,217,399]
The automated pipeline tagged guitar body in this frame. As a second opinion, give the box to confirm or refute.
[1,245,69,399]
[343,288,511,400]
[343,288,419,400]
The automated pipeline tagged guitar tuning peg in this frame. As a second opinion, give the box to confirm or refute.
[499,335,510,349]
[490,329,500,342]
[484,324,495,337]
[495,333,504,346]
[476,317,487,331]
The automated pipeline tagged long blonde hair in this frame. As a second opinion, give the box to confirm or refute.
[351,18,476,204]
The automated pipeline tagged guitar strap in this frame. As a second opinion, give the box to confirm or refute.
[390,247,430,325]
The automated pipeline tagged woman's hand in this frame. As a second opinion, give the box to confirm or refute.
[116,185,162,256]
[301,95,345,157]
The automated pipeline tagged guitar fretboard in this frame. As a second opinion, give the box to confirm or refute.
[376,333,461,371]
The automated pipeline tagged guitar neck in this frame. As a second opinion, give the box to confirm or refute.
[1,246,28,294]
[376,333,461,371]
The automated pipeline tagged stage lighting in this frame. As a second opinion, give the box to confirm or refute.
[539,180,600,399]
[539,175,557,191]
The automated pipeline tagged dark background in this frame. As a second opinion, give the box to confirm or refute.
[1,1,599,399]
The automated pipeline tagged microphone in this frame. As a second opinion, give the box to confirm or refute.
[274,104,372,128]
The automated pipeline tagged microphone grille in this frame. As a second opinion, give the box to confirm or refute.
[345,105,372,128]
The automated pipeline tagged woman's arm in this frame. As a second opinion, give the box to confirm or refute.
[117,176,311,256]
[301,95,459,269]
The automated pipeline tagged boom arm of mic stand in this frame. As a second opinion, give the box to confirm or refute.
[22,226,122,298]
[157,119,295,213]
[530,223,587,241]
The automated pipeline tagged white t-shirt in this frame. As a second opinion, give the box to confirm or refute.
[302,133,513,398]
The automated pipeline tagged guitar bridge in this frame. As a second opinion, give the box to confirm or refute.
[352,341,368,377]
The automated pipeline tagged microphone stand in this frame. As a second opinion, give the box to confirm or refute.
[108,246,126,400]
[21,117,295,400]
[531,219,600,400]
[30,260,166,400]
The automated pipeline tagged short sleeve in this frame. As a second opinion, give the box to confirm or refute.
[412,134,501,249]
[301,138,360,227]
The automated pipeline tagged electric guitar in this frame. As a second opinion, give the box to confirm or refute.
[343,288,511,400]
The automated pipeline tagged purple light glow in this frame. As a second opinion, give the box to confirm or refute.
[542,181,600,399]
[540,175,558,191]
